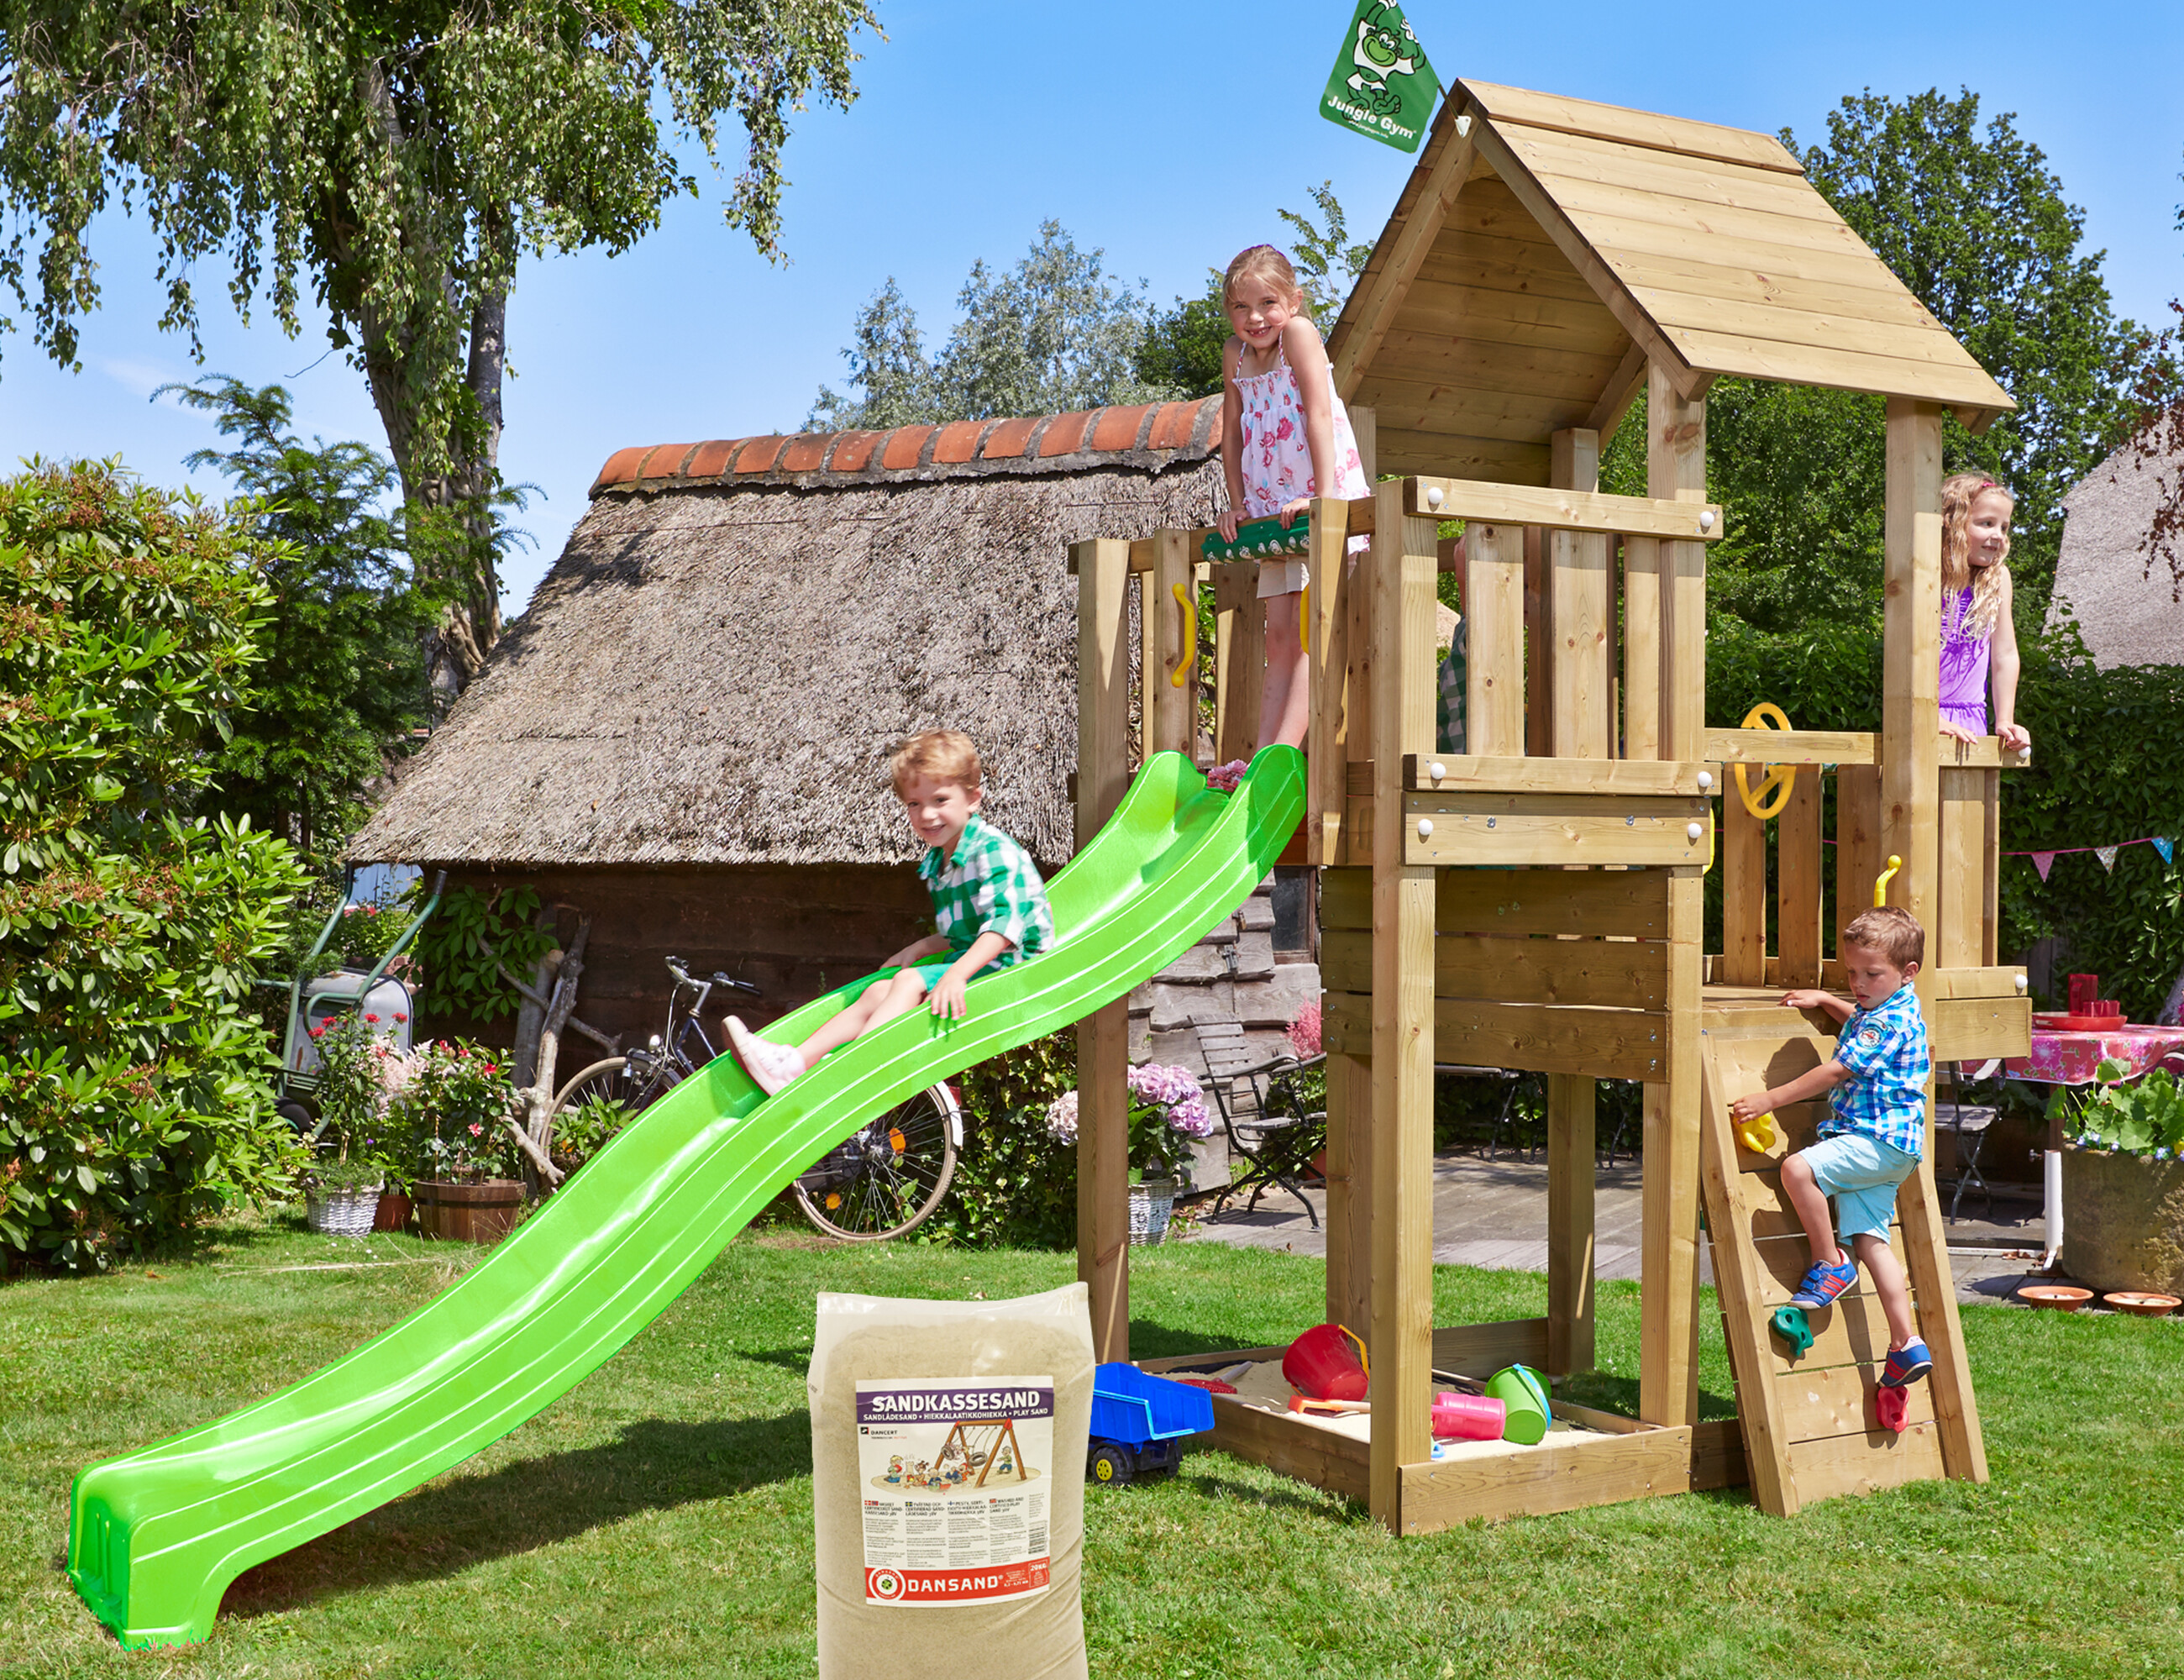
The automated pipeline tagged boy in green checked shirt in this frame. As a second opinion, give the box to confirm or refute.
[726,730,1053,1095]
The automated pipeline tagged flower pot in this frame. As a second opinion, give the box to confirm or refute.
[306,1184,384,1239]
[1128,1179,1178,1247]
[372,1191,414,1234]
[2061,1144,2184,1294]
[412,1178,524,1246]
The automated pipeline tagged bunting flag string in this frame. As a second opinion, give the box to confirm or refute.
[1999,833,2176,874]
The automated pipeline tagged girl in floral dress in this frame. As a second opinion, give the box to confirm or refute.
[1208,244,1371,789]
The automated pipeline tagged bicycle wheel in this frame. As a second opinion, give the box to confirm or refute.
[548,1054,680,1170]
[793,1084,960,1242]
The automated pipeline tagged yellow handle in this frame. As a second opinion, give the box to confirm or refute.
[1339,1322,1368,1382]
[1732,701,1797,821]
[1299,583,1310,654]
[1168,582,1196,688]
[1874,853,1902,907]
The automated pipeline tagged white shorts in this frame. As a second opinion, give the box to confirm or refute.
[1256,559,1307,600]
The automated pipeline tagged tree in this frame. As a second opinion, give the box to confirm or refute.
[0,1,875,702]
[160,376,438,864]
[2108,155,2183,603]
[0,459,312,1272]
[808,222,1168,428]
[1699,88,2150,628]
[1137,181,1375,402]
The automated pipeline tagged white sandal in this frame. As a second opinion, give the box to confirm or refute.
[725,1015,804,1095]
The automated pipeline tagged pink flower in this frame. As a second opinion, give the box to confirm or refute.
[468,1123,483,1137]
[1274,417,1293,442]
[364,1013,380,1024]
[484,1064,497,1074]
[310,1025,326,1039]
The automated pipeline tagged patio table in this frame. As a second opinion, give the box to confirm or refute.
[2003,1017,2184,1266]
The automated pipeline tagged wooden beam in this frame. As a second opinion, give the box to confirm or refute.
[1928,995,2032,1063]
[1649,364,1709,764]
[1148,529,1195,759]
[1547,1073,1597,1378]
[1549,428,1610,760]
[1936,766,1987,971]
[1403,753,1719,795]
[1395,1420,1734,1533]
[1465,522,1525,754]
[1322,928,1669,1011]
[1367,479,1440,1530]
[1331,124,1482,399]
[1404,790,1711,868]
[1777,773,1824,989]
[1327,995,1670,1082]
[1719,789,1767,987]
[1308,497,1353,865]
[1622,536,1662,761]
[1407,476,1723,540]
[1587,338,1651,441]
[1705,727,1877,766]
[1462,81,1807,174]
[1072,537,1132,1362]
[1432,1318,1551,1376]
[1835,764,1883,952]
[1213,561,1265,767]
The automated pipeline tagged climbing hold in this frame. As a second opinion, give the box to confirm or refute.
[1735,1112,1777,1154]
[1875,1383,1910,1434]
[1770,1305,1814,1356]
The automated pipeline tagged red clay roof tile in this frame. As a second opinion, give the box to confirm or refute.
[1037,411,1094,458]
[779,433,829,474]
[881,425,934,470]
[1092,403,1158,453]
[593,446,650,490]
[827,431,884,472]
[932,418,987,465]
[1148,401,1201,451]
[685,439,742,479]
[735,436,786,474]
[981,416,1041,459]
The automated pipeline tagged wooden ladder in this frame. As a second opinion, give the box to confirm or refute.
[1696,1025,1989,1515]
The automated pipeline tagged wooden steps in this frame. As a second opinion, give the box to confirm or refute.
[1696,1026,1987,1515]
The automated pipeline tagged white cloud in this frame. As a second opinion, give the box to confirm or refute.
[98,357,182,400]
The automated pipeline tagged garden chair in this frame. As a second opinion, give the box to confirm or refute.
[1435,1063,1530,1160]
[1936,1059,1999,1223]
[1193,1020,1325,1228]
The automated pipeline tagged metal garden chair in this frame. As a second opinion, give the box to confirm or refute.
[1193,1020,1325,1228]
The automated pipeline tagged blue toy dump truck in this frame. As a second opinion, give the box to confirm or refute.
[1087,1362,1215,1486]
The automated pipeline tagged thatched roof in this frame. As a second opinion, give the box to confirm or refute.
[1327,79,2014,481]
[2050,430,2184,669]
[349,398,1225,869]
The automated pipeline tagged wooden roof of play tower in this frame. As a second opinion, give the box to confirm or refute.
[1327,80,2014,481]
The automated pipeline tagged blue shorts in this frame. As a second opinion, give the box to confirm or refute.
[1802,1133,1919,1242]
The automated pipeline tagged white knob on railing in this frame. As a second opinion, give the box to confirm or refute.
[1425,485,1445,512]
[1699,509,1716,532]
[1687,822,1704,842]
[2015,973,2029,993]
[1696,769,1714,791]
[1429,760,1446,782]
[1417,818,1434,839]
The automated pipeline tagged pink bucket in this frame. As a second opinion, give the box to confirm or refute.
[1431,1391,1507,1441]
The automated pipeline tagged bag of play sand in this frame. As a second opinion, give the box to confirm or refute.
[809,1283,1095,1680]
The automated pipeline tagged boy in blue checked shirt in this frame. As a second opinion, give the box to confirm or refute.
[725,730,1052,1095]
[1729,906,1934,1390]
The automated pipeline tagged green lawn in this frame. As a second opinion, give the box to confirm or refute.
[3,1215,2180,1679]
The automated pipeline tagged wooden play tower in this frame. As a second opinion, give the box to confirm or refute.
[1072,81,2032,1530]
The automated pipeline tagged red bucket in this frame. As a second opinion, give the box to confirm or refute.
[1283,1323,1369,1402]
[1431,1391,1507,1441]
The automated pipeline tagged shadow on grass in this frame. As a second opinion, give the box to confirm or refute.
[1556,1372,1740,1424]
[1126,1324,1284,1362]
[223,1410,811,1621]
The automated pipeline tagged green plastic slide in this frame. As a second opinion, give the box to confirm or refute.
[69,747,1304,1649]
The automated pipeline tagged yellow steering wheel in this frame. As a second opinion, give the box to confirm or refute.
[1733,701,1797,821]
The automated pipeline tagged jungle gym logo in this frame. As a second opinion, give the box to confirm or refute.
[1320,2,1441,155]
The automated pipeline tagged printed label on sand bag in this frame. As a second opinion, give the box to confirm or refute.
[855,1376,1054,1606]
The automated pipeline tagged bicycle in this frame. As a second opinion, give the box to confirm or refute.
[549,956,962,1242]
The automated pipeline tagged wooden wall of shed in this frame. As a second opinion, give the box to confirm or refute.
[418,864,935,1054]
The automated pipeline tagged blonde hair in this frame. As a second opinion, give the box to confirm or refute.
[1841,906,1924,971]
[889,729,981,795]
[1224,244,1308,316]
[1940,472,2013,639]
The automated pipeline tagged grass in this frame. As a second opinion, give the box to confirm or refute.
[3,1213,2181,1679]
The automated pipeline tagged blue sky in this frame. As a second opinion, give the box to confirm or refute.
[3,1,2178,612]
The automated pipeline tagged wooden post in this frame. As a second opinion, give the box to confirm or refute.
[1524,524,1550,758]
[1621,538,1662,761]
[1073,536,1132,1362]
[1777,774,1824,987]
[1368,477,1437,1531]
[1464,524,1525,754]
[1307,498,1352,864]
[1641,362,1707,1428]
[1546,427,1604,1379]
[1936,767,1987,969]
[1881,397,1987,1486]
[1213,566,1264,768]
[1149,529,1196,760]
[1835,764,1884,953]
[1720,793,1767,986]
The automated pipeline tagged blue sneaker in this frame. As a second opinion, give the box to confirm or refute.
[1789,1257,1858,1310]
[1882,1341,1932,1387]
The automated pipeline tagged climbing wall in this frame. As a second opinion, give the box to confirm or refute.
[1696,1025,1988,1515]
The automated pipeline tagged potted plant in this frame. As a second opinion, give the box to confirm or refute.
[1044,1063,1214,1246]
[403,1040,525,1245]
[300,1013,388,1237]
[2059,1062,2184,1294]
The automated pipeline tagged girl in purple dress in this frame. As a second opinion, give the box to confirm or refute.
[1938,474,2031,754]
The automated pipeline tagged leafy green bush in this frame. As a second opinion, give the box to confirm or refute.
[2066,1063,2184,1158]
[919,1032,1079,1249]
[0,460,313,1271]
[412,882,554,1022]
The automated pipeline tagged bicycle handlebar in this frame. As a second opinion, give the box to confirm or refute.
[664,955,761,998]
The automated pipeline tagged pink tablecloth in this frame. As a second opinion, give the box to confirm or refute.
[2003,1019,2184,1086]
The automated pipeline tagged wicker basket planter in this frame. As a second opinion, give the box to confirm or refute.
[1128,1179,1178,1247]
[305,1184,384,1239]
[2061,1145,2184,1294]
[413,1178,523,1246]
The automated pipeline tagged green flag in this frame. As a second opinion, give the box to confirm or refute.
[1320,1,1441,154]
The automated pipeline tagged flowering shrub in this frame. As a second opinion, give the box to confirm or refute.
[1287,999,1323,1059]
[302,1012,400,1190]
[2066,1063,2184,1159]
[403,1039,520,1179]
[1046,1062,1211,1184]
[328,900,414,975]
